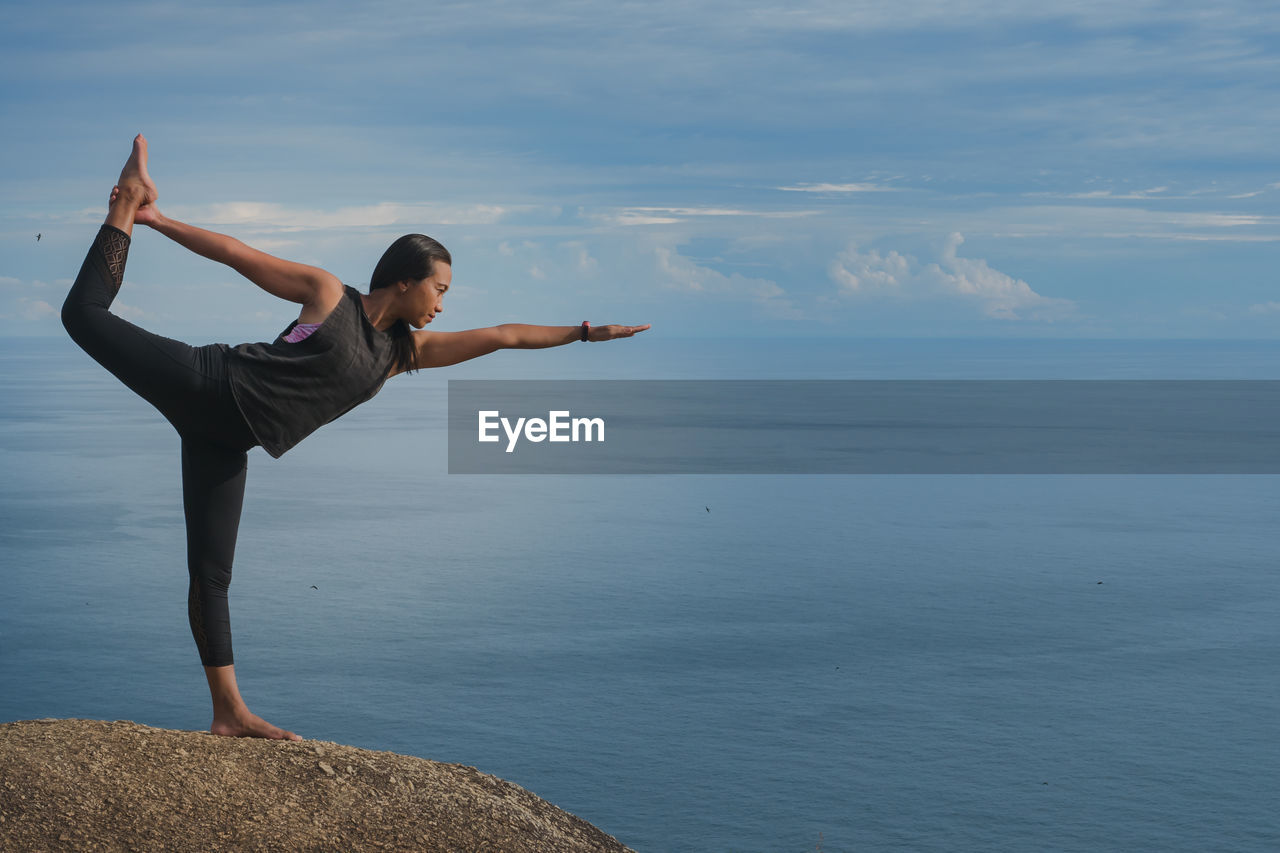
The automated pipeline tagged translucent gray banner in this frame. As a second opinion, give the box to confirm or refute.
[446,380,1280,474]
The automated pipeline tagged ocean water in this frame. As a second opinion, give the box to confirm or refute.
[2,335,1280,852]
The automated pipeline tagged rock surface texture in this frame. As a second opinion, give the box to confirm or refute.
[0,718,633,852]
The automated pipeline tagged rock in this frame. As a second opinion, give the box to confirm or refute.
[0,719,632,853]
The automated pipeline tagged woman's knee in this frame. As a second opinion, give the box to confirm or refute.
[60,291,96,346]
[61,292,119,361]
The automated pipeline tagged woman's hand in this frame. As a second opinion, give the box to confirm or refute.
[589,323,651,341]
[109,185,161,227]
[132,203,161,227]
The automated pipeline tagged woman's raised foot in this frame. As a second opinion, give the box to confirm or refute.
[210,709,303,741]
[116,134,158,206]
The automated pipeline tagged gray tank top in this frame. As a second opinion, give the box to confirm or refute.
[227,285,398,458]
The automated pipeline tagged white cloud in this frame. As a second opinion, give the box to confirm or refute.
[1248,302,1280,315]
[624,206,817,217]
[776,183,899,193]
[1103,233,1280,243]
[113,302,151,321]
[166,201,510,231]
[1026,186,1174,200]
[603,212,682,226]
[952,205,1280,243]
[562,241,599,275]
[247,238,302,252]
[594,206,817,226]
[1229,182,1280,199]
[829,233,1075,321]
[829,247,912,293]
[18,298,57,321]
[655,246,801,318]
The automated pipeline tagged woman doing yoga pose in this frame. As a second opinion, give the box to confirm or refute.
[62,136,650,741]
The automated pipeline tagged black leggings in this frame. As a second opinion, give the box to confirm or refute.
[62,225,257,668]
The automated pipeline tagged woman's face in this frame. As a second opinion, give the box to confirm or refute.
[406,262,452,328]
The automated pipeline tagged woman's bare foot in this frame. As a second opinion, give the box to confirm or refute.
[203,663,303,741]
[211,709,303,741]
[104,135,159,235]
[116,134,158,206]
[108,185,161,227]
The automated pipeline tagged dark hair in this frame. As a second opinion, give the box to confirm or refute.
[369,234,452,375]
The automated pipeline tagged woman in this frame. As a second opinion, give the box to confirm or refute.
[62,136,649,741]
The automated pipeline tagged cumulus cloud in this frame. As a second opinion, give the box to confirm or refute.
[6,277,71,325]
[655,246,802,318]
[17,298,57,321]
[829,233,1075,321]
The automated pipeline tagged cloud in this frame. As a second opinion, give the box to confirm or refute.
[246,238,302,251]
[166,202,510,231]
[596,207,818,226]
[6,279,68,325]
[627,207,816,218]
[776,183,899,193]
[655,246,802,318]
[17,298,57,321]
[829,247,913,293]
[604,212,682,226]
[1229,181,1280,199]
[953,204,1280,243]
[561,241,599,275]
[1248,302,1280,315]
[1026,186,1173,200]
[1104,233,1280,243]
[113,302,151,321]
[829,233,1076,321]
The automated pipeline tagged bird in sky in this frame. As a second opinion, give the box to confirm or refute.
[36,233,41,241]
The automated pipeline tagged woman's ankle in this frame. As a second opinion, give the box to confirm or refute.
[104,198,140,235]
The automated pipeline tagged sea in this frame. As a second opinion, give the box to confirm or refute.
[2,335,1279,852]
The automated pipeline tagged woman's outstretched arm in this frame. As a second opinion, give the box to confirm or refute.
[143,210,340,306]
[409,323,651,370]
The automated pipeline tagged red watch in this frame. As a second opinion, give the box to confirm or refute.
[580,321,590,342]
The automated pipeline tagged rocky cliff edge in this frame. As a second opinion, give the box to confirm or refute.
[0,718,633,852]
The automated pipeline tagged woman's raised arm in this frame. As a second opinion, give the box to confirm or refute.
[408,323,650,371]
[145,210,340,307]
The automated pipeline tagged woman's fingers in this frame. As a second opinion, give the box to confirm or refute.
[592,323,650,341]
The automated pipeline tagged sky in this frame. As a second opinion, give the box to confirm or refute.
[3,0,1280,341]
